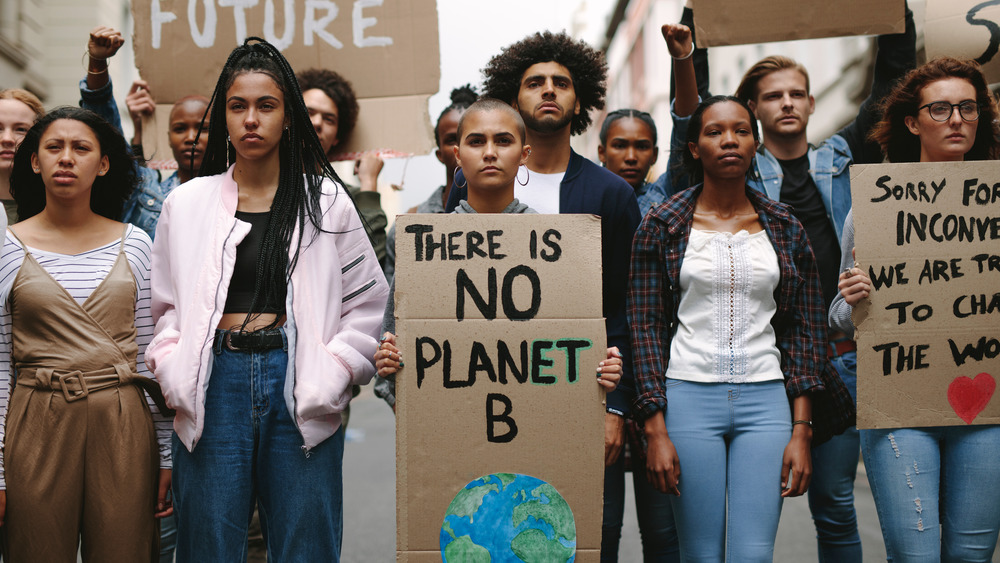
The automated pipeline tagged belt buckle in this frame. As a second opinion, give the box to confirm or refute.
[223,331,241,352]
[57,371,89,402]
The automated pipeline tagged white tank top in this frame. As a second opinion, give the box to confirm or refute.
[666,228,784,384]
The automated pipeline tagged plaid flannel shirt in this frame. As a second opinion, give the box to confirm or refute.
[627,185,854,443]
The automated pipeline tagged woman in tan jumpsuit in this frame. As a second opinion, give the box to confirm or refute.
[0,107,173,561]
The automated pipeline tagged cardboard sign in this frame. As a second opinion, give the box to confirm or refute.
[926,0,1000,83]
[851,162,1000,429]
[693,0,905,47]
[394,214,607,562]
[130,0,438,157]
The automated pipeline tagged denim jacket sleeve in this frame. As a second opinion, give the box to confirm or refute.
[78,77,125,135]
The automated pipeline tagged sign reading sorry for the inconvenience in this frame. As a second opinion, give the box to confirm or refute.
[851,161,1000,429]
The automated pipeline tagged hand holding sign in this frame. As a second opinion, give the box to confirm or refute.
[394,214,607,559]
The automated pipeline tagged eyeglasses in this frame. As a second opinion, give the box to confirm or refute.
[918,100,981,122]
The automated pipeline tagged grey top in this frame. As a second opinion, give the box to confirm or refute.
[828,210,856,336]
[454,198,536,214]
[373,198,537,407]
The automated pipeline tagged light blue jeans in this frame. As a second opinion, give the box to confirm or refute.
[172,329,345,562]
[664,379,791,562]
[861,425,1000,562]
[808,351,862,562]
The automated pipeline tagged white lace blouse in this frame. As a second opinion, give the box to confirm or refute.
[665,228,784,384]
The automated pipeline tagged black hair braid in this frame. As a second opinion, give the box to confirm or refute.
[197,37,366,331]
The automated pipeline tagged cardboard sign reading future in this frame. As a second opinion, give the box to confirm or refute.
[926,0,1000,83]
[131,0,438,157]
[693,0,905,47]
[851,161,1000,429]
[394,214,606,562]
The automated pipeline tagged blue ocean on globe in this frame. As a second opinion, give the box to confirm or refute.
[440,473,576,562]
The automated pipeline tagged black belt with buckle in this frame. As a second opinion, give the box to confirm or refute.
[220,329,284,351]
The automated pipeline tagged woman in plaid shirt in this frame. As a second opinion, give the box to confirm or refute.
[627,95,853,561]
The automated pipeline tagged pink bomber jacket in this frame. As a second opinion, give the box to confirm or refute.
[146,166,389,451]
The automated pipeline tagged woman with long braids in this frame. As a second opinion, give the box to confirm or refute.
[146,38,388,561]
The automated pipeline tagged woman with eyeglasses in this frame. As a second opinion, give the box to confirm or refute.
[831,57,1000,562]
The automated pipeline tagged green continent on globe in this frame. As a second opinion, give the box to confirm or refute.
[511,528,573,562]
[497,473,517,488]
[512,484,576,542]
[446,482,501,521]
[443,535,491,562]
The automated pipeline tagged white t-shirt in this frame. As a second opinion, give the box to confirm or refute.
[666,228,784,384]
[514,165,563,214]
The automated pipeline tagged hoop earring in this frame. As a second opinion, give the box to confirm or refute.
[455,167,468,189]
[516,165,529,187]
[226,135,232,168]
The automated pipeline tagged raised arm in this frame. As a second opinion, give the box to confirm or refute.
[837,2,916,164]
[79,27,126,134]
[664,24,699,118]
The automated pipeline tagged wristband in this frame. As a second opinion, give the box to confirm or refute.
[672,44,695,60]
[792,419,813,428]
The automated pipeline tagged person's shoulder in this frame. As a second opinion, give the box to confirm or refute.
[748,187,795,220]
[0,229,25,260]
[167,172,225,204]
[577,159,634,195]
[816,134,852,159]
[123,222,154,248]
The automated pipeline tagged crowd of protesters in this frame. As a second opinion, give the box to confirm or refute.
[1,0,998,560]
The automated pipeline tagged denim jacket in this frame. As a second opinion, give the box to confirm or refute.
[122,171,180,239]
[749,135,853,242]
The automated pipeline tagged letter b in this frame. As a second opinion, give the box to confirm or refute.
[486,393,518,443]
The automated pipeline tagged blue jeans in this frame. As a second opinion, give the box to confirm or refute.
[602,441,679,562]
[808,351,862,562]
[159,513,176,563]
[664,379,790,562]
[172,329,345,562]
[861,425,1000,562]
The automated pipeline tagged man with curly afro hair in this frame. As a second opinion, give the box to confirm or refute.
[445,32,642,559]
[296,67,388,269]
[482,30,607,136]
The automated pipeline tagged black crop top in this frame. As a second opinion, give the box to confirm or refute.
[223,211,286,315]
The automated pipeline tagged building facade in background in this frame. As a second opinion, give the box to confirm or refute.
[1,0,138,114]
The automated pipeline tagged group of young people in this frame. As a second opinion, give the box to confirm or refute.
[592,5,998,562]
[0,1,997,561]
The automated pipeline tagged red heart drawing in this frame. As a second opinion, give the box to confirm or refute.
[947,373,996,424]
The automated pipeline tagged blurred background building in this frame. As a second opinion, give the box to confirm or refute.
[1,0,138,107]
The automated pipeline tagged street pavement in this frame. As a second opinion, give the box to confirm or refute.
[343,387,997,562]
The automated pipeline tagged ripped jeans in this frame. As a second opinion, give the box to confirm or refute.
[860,426,1000,562]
